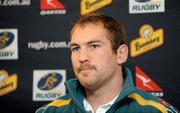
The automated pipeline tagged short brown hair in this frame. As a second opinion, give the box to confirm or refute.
[70,13,127,53]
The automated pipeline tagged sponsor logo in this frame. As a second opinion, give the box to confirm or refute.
[40,0,66,15]
[158,98,170,107]
[28,40,70,50]
[81,0,112,15]
[0,70,18,96]
[0,31,14,49]
[0,0,31,6]
[33,70,66,101]
[130,24,163,57]
[158,99,179,113]
[0,29,18,60]
[129,0,165,14]
[136,66,163,97]
[38,73,62,90]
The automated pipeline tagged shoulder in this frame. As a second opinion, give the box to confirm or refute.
[128,88,179,113]
[35,94,72,113]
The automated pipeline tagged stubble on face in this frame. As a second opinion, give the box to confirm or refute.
[77,62,96,76]
[74,61,98,89]
[71,23,119,90]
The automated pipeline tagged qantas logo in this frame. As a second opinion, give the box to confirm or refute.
[40,0,66,15]
[136,66,164,97]
[40,0,64,10]
[136,73,153,90]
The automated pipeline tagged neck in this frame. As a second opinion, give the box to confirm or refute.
[85,68,124,112]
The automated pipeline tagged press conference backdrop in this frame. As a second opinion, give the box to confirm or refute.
[0,0,179,113]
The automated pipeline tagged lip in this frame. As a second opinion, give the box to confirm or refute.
[79,68,93,75]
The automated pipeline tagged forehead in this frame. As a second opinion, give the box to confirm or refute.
[70,23,109,44]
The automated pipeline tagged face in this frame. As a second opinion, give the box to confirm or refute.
[70,23,121,90]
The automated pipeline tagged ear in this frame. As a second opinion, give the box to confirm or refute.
[116,44,129,64]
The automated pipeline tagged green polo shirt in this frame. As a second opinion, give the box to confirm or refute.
[36,67,179,113]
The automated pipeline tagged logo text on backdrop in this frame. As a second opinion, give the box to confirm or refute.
[33,70,66,101]
[81,0,112,15]
[0,29,18,60]
[136,66,163,97]
[0,70,18,96]
[130,24,164,57]
[40,0,66,15]
[129,0,165,14]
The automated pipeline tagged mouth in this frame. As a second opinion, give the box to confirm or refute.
[79,68,93,73]
[77,65,95,75]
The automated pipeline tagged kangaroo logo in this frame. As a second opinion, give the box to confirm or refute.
[40,0,65,10]
[39,74,57,90]
[136,66,163,92]
[47,0,57,8]
[38,72,62,90]
[0,32,14,49]
[136,73,153,90]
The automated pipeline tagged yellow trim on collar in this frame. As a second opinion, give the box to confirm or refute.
[128,93,167,113]
[47,99,71,107]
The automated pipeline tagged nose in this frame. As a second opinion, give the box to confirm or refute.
[79,47,89,63]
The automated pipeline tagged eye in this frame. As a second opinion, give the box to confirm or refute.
[90,44,100,49]
[71,46,80,52]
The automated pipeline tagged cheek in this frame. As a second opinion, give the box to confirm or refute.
[71,56,79,74]
[94,53,112,66]
[99,54,117,67]
[71,55,77,67]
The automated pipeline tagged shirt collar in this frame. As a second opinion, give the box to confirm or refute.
[83,93,119,113]
[65,67,135,112]
[114,67,135,103]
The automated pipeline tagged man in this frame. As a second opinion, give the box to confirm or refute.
[36,13,179,113]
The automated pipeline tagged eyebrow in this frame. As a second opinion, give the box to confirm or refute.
[69,43,78,48]
[69,40,103,48]
[87,40,103,45]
